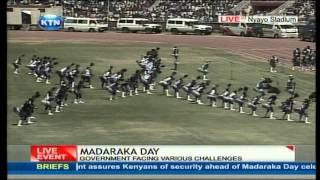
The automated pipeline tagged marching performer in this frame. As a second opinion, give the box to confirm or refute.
[227,90,238,111]
[269,55,279,73]
[286,75,296,95]
[207,84,218,107]
[235,87,248,113]
[100,66,113,88]
[140,71,153,94]
[107,81,119,101]
[74,80,85,104]
[192,81,210,105]
[183,76,201,101]
[218,84,232,109]
[248,95,262,116]
[81,66,94,89]
[262,94,277,119]
[294,99,311,124]
[159,72,177,96]
[128,70,141,96]
[281,95,296,121]
[171,46,179,70]
[172,75,188,99]
[41,88,55,115]
[14,99,34,126]
[197,62,209,80]
[13,54,24,74]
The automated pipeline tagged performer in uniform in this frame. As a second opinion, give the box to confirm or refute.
[192,81,210,105]
[197,62,209,80]
[281,96,296,121]
[171,46,179,70]
[269,55,279,73]
[294,99,311,124]
[235,87,248,113]
[159,72,176,96]
[74,80,85,104]
[262,94,277,119]
[248,95,261,116]
[218,84,232,109]
[183,76,201,101]
[41,88,55,115]
[14,99,33,126]
[172,75,188,99]
[13,54,24,74]
[286,75,296,95]
[81,66,94,89]
[107,81,119,101]
[140,71,153,95]
[100,66,113,89]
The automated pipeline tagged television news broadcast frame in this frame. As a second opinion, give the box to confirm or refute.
[5,0,318,179]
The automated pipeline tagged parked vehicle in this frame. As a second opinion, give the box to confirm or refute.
[252,23,299,38]
[116,18,162,33]
[166,18,212,35]
[300,24,315,42]
[220,23,255,36]
[64,17,108,32]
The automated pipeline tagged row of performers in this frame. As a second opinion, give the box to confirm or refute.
[13,50,312,126]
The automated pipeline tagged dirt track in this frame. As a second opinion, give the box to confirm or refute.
[8,31,315,65]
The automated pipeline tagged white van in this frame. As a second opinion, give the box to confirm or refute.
[166,18,212,35]
[116,18,162,33]
[257,23,299,38]
[64,17,108,32]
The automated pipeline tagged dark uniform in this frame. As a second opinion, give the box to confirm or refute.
[292,48,301,69]
[129,70,141,95]
[226,90,237,110]
[286,75,296,95]
[192,82,208,104]
[107,82,119,101]
[207,85,218,107]
[15,100,32,126]
[248,96,261,116]
[55,81,69,112]
[81,67,94,89]
[262,94,277,119]
[100,66,113,88]
[281,97,294,121]
[42,90,55,115]
[235,87,248,113]
[183,79,197,101]
[171,46,179,70]
[198,63,209,80]
[159,72,176,96]
[295,99,311,123]
[119,79,129,98]
[13,55,24,74]
[269,56,279,72]
[74,80,85,103]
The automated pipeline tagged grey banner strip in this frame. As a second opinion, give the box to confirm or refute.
[7,175,316,179]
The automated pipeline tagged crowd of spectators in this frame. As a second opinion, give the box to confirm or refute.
[7,0,316,22]
[284,0,315,19]
[149,0,241,22]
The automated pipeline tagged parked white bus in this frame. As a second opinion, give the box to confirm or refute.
[116,18,162,33]
[63,17,108,32]
[257,23,299,38]
[166,18,212,35]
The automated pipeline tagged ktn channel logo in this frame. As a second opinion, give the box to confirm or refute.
[38,15,64,31]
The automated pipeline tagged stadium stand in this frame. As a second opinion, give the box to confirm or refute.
[6,0,316,22]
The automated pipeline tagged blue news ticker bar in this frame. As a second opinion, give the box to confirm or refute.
[8,162,316,175]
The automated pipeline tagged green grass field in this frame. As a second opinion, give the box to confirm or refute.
[7,41,315,145]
